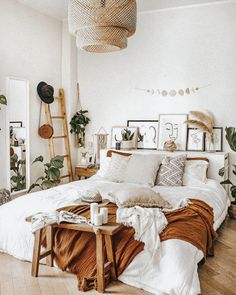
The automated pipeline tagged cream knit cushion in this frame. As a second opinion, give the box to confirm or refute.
[104,153,131,182]
[183,160,209,186]
[109,187,172,208]
[124,154,162,187]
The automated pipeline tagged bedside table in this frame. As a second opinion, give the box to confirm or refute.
[75,166,99,180]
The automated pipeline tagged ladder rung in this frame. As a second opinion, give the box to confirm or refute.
[61,155,69,158]
[51,116,64,119]
[60,174,70,179]
[52,136,67,139]
[55,96,62,100]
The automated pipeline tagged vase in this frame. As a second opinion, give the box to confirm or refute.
[121,140,133,150]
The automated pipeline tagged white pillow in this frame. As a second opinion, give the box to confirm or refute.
[124,154,161,187]
[104,153,130,182]
[97,156,111,177]
[183,160,209,186]
[109,187,172,208]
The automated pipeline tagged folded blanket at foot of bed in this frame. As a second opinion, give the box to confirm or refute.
[43,199,216,292]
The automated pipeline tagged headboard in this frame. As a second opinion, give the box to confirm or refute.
[100,149,229,183]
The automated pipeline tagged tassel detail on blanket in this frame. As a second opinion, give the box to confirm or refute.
[116,206,168,253]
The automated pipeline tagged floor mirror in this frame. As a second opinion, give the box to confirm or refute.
[6,77,30,195]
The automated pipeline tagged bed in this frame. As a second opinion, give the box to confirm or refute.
[0,150,230,295]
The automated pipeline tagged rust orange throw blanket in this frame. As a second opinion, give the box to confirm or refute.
[50,199,216,291]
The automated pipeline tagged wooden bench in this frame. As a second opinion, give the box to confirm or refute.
[27,218,122,293]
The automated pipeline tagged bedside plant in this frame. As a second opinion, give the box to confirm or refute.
[219,127,236,218]
[28,155,64,193]
[116,128,135,150]
[70,110,90,147]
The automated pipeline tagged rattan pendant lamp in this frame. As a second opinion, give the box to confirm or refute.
[68,0,137,53]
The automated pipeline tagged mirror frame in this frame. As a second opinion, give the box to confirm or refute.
[6,77,30,195]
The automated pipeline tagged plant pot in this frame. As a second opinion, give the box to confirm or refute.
[121,140,133,150]
[228,203,236,219]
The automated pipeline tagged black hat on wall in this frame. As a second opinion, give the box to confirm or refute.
[37,82,54,104]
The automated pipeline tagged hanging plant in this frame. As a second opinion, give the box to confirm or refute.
[69,110,90,147]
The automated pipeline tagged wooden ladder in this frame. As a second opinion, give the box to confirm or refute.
[44,88,73,182]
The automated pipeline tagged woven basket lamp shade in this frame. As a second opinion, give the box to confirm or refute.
[68,0,137,53]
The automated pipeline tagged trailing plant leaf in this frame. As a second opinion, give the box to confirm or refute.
[221,179,233,185]
[231,185,236,200]
[28,155,64,193]
[225,127,236,152]
[218,167,225,177]
[0,94,7,105]
[33,155,44,164]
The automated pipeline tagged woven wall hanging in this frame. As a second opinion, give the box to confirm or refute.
[68,0,137,53]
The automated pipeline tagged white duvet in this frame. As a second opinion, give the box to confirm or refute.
[0,176,230,295]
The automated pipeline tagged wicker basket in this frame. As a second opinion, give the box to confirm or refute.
[228,204,236,219]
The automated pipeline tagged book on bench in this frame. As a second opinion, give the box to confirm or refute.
[31,211,87,233]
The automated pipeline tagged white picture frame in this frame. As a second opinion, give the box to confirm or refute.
[111,126,138,149]
[158,114,188,150]
[187,128,205,151]
[127,120,159,149]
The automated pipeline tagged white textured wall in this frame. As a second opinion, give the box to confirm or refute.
[77,2,236,172]
[0,0,62,188]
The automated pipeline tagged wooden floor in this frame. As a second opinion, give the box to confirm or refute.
[0,217,235,295]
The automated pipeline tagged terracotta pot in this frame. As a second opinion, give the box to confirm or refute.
[121,140,133,150]
[228,203,236,219]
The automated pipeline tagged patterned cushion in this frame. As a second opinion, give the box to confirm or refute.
[156,155,186,186]
[0,189,11,206]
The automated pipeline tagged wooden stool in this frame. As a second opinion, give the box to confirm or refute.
[29,221,122,293]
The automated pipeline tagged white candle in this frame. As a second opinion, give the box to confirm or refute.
[100,208,108,224]
[90,203,98,224]
[93,213,103,226]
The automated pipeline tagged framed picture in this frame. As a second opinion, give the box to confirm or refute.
[187,128,205,151]
[127,120,159,149]
[10,121,23,128]
[158,114,188,150]
[205,127,223,152]
[111,126,138,149]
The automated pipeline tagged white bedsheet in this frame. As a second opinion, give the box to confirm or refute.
[0,177,230,295]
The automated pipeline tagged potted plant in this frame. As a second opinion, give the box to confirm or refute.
[70,110,90,147]
[10,153,26,192]
[120,128,135,150]
[219,127,236,219]
[28,155,64,193]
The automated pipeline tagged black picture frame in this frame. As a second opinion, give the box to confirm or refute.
[127,120,159,150]
[186,127,205,151]
[10,121,23,128]
[205,127,223,152]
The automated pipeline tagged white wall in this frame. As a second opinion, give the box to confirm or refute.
[77,2,236,172]
[0,0,62,187]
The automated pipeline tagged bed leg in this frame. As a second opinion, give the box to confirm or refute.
[31,229,42,277]
[46,225,54,267]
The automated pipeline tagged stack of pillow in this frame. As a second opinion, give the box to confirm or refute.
[98,150,209,187]
[97,151,209,209]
